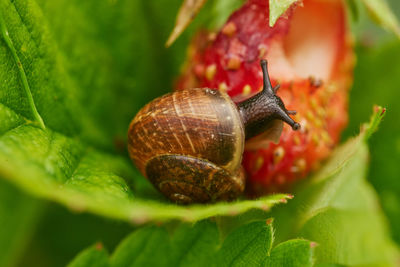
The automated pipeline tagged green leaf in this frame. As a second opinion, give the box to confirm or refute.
[166,0,207,47]
[270,109,400,266]
[69,222,215,267]
[0,0,290,223]
[343,42,400,245]
[0,112,289,223]
[207,0,244,30]
[170,220,219,266]
[217,220,274,267]
[267,239,315,267]
[269,0,298,27]
[346,0,360,22]
[68,244,110,267]
[216,220,315,267]
[361,0,400,38]
[69,220,315,267]
[0,180,43,267]
[111,221,219,267]
[111,226,171,267]
[166,0,245,46]
[0,8,44,129]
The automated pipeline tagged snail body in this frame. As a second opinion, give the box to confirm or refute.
[128,60,299,204]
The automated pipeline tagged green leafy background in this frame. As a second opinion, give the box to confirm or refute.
[0,0,400,266]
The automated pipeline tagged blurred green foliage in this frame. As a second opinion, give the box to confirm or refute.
[344,43,400,244]
[18,204,134,267]
[344,0,400,245]
[0,180,42,267]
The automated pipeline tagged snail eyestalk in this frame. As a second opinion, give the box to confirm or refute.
[260,59,274,95]
[237,60,300,140]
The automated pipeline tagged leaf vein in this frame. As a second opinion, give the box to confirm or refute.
[0,3,45,129]
[227,227,267,266]
[175,227,204,266]
[66,148,88,184]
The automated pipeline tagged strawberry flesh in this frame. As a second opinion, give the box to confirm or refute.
[176,0,354,194]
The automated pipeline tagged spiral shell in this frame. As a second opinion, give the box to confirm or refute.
[128,88,245,203]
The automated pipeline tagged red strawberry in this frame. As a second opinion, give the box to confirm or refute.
[176,0,354,194]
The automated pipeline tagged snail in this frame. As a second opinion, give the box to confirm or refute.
[128,60,300,204]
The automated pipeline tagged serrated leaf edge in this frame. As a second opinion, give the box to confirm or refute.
[269,0,299,27]
[0,152,291,224]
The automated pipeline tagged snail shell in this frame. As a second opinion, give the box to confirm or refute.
[128,88,245,203]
